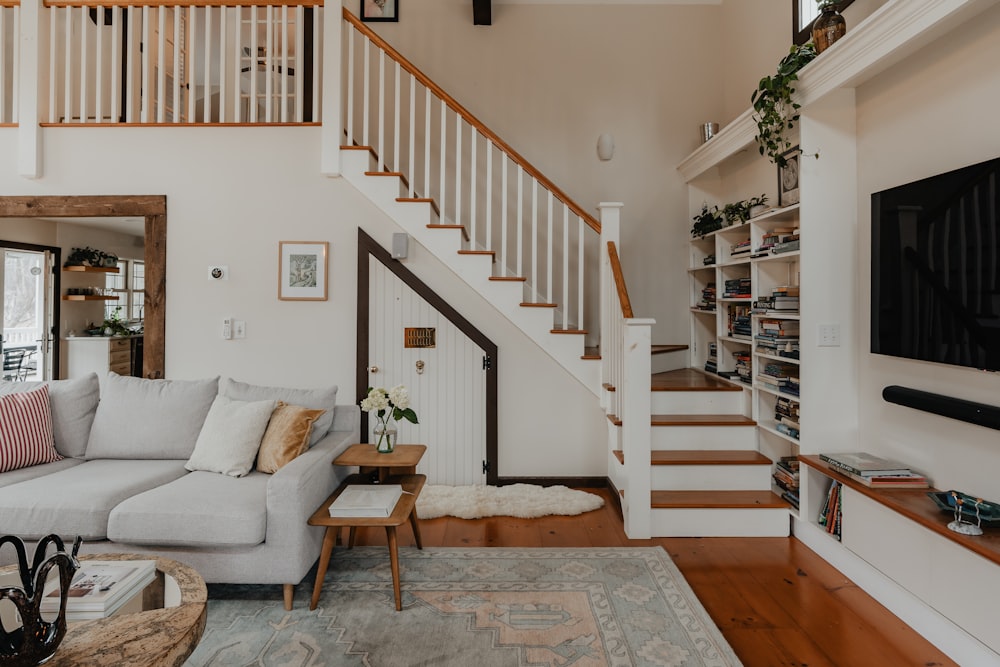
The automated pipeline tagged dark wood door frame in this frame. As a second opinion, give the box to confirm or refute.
[357,227,499,485]
[0,195,167,379]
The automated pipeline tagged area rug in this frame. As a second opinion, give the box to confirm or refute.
[415,484,605,519]
[185,547,741,667]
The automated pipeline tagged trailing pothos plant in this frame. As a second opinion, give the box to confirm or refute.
[751,42,818,168]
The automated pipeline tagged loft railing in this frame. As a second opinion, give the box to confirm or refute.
[40,0,322,125]
[600,204,653,538]
[0,1,18,125]
[342,8,600,336]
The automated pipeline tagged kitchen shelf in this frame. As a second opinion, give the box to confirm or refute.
[63,265,120,273]
[62,295,120,301]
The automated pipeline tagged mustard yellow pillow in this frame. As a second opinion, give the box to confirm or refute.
[256,402,326,473]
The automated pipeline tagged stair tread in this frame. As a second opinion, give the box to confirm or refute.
[652,344,688,355]
[521,302,557,308]
[611,450,772,465]
[652,368,743,392]
[397,197,435,203]
[365,171,404,177]
[607,414,756,427]
[490,276,527,282]
[551,328,587,335]
[651,490,789,509]
[427,224,470,242]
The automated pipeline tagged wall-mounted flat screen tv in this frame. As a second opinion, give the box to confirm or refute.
[871,157,1000,372]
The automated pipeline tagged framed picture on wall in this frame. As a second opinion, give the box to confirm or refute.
[278,241,329,301]
[778,147,801,207]
[361,0,398,22]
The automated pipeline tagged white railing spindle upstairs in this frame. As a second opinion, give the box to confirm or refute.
[0,3,17,125]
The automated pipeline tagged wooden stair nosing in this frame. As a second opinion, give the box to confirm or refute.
[458,250,497,263]
[550,328,587,335]
[612,450,772,466]
[602,383,616,392]
[398,196,443,218]
[651,344,689,355]
[650,490,789,509]
[607,414,756,427]
[365,171,405,178]
[489,276,527,282]
[427,224,470,242]
[521,302,557,308]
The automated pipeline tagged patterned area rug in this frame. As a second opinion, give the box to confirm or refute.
[185,547,741,667]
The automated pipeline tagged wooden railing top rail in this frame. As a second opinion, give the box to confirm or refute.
[608,242,633,319]
[0,1,20,7]
[43,0,322,7]
[343,8,600,234]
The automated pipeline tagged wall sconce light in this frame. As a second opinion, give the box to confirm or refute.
[597,133,615,161]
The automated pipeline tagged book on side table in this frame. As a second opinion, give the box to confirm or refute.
[328,484,405,518]
[40,559,156,621]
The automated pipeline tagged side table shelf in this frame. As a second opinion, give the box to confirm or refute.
[799,455,1000,566]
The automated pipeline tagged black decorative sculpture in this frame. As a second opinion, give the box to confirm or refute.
[0,535,81,666]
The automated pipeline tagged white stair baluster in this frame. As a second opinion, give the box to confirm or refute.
[423,86,431,200]
[79,6,87,122]
[264,6,272,123]
[578,215,585,337]
[95,5,103,123]
[377,49,384,170]
[175,5,183,123]
[345,24,354,141]
[500,154,508,274]
[295,6,305,123]
[63,7,71,123]
[547,190,554,307]
[516,165,524,278]
[562,203,569,330]
[485,140,493,251]
[393,60,400,173]
[408,73,415,198]
[157,7,166,123]
[469,126,477,247]
[204,5,212,123]
[454,112,462,232]
[439,98,447,222]
[280,5,289,123]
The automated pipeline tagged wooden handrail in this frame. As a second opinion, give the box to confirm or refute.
[607,242,633,319]
[0,1,19,7]
[44,0,322,7]
[343,8,600,234]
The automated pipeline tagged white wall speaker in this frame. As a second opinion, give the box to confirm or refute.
[392,233,409,259]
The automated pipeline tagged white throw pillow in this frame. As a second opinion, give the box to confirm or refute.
[185,395,277,477]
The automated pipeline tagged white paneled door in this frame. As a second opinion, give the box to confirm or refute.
[368,261,487,486]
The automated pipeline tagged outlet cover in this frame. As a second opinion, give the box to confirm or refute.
[233,320,246,339]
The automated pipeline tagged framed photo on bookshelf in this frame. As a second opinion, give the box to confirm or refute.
[778,147,801,207]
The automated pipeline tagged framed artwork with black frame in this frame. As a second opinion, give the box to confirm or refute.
[778,147,801,207]
[361,0,398,22]
[792,0,854,45]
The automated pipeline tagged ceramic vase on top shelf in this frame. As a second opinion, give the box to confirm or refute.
[813,3,846,53]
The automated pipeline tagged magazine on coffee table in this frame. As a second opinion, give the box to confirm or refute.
[41,560,156,615]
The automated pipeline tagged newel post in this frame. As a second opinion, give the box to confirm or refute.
[320,0,344,176]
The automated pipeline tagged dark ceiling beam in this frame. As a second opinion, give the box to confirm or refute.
[473,0,491,25]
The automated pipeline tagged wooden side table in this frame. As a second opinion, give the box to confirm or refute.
[333,443,427,482]
[307,472,425,612]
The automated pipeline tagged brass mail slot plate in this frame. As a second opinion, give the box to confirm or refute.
[404,327,436,348]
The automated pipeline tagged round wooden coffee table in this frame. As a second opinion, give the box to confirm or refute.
[48,554,206,666]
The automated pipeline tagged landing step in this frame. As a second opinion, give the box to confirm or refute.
[582,347,600,361]
[607,414,756,427]
[652,368,742,392]
[612,450,771,465]
[652,344,688,355]
[651,490,788,509]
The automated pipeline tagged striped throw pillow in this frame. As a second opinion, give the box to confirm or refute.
[0,384,62,473]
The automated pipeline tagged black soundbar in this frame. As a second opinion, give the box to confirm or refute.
[882,385,1000,431]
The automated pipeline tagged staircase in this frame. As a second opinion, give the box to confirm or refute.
[339,9,789,539]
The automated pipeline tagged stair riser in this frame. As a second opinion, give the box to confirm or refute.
[651,465,773,491]
[651,391,745,415]
[649,508,790,537]
[651,353,688,375]
[650,425,757,450]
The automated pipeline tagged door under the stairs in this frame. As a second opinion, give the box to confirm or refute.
[367,259,488,486]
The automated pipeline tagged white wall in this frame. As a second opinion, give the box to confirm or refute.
[0,126,605,478]
[855,4,1000,500]
[363,1,724,346]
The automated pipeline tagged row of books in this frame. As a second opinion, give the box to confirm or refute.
[773,456,800,509]
[753,226,798,256]
[703,253,716,266]
[696,283,716,311]
[41,560,156,622]
[818,481,843,540]
[716,350,752,385]
[723,277,751,299]
[819,452,929,488]
[728,305,752,337]
[730,239,752,257]
[704,342,718,374]
[774,396,800,440]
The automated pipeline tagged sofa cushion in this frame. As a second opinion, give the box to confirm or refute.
[86,374,219,460]
[185,395,276,477]
[0,374,100,458]
[0,457,84,489]
[0,385,62,472]
[256,402,326,473]
[108,471,269,547]
[220,377,337,446]
[0,459,189,540]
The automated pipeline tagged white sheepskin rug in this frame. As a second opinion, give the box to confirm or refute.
[415,484,605,520]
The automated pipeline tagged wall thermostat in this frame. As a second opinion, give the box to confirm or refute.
[208,265,229,280]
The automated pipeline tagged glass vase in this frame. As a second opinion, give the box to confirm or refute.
[812,6,846,54]
[374,423,397,454]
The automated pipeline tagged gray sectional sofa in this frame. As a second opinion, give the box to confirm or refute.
[0,372,359,608]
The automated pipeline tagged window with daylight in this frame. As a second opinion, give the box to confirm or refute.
[104,260,145,323]
[793,0,854,45]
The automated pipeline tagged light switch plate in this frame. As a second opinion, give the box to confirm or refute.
[818,323,840,347]
[233,320,246,339]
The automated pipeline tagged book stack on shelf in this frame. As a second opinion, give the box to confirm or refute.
[818,481,843,540]
[752,286,800,314]
[728,305,752,337]
[697,283,716,311]
[774,396,800,440]
[41,560,156,622]
[753,229,787,256]
[755,318,800,359]
[722,278,751,298]
[771,228,800,255]
[819,452,930,488]
[704,342,718,374]
[703,253,715,266]
[730,238,752,258]
[773,456,800,509]
[733,351,752,385]
[757,361,799,395]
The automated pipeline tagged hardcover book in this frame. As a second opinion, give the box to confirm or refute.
[328,484,404,517]
[819,452,913,477]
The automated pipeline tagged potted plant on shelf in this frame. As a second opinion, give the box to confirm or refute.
[691,204,724,237]
[748,194,769,217]
[751,42,817,167]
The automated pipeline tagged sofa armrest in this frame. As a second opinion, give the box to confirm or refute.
[264,405,361,546]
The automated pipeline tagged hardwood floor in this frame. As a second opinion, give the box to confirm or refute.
[350,487,956,667]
